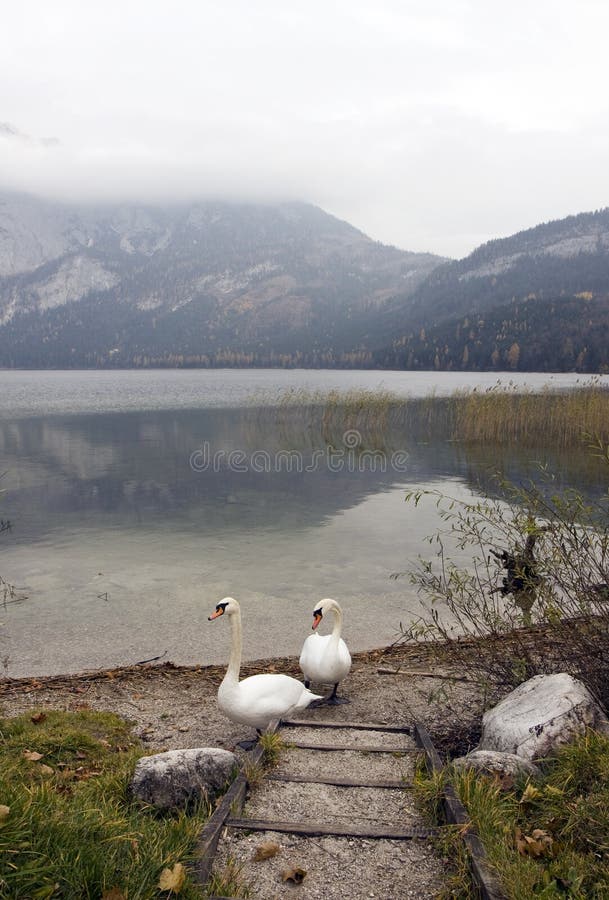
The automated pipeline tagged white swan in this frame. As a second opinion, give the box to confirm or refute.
[299,598,352,704]
[209,597,322,741]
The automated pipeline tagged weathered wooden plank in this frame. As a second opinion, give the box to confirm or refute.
[413,721,444,773]
[195,774,247,886]
[414,723,507,900]
[226,816,436,840]
[195,720,279,887]
[267,771,411,789]
[281,718,413,733]
[289,740,418,753]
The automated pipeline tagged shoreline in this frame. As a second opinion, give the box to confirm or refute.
[0,640,421,694]
[0,638,477,759]
[0,617,579,692]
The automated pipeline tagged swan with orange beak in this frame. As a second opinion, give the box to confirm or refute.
[209,597,323,746]
[299,598,352,704]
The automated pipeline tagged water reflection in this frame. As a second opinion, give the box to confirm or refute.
[0,408,469,542]
[0,406,603,678]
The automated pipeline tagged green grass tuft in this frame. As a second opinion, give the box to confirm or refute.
[419,730,609,899]
[0,710,209,899]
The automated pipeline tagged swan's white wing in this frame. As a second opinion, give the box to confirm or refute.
[220,672,321,729]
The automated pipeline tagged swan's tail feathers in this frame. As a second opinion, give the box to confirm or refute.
[298,688,324,709]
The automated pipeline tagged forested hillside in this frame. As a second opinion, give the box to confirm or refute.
[1,194,608,371]
[0,193,442,368]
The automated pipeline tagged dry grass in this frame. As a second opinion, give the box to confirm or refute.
[268,382,609,449]
[453,383,609,447]
[416,732,609,898]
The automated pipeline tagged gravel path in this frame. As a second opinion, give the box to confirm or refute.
[211,717,446,899]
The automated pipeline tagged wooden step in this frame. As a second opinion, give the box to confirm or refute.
[289,740,418,753]
[267,771,410,789]
[226,816,436,840]
[282,718,413,733]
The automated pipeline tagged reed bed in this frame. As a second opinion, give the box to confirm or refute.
[452,384,609,447]
[266,383,609,449]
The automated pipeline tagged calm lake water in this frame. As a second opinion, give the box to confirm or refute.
[0,369,606,677]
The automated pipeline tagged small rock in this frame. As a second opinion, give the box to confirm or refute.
[453,749,541,779]
[130,747,237,810]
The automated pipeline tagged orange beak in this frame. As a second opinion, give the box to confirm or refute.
[208,608,224,621]
[312,612,322,630]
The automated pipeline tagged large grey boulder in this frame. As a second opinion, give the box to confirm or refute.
[453,749,541,779]
[131,748,237,810]
[479,673,609,761]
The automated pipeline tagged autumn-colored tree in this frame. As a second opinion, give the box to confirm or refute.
[507,341,520,369]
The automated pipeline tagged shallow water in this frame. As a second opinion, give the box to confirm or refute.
[0,369,604,677]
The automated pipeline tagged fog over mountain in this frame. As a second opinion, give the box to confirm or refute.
[0,192,608,372]
[2,2,609,258]
[0,191,443,367]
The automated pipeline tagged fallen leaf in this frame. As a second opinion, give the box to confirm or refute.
[31,712,47,725]
[515,827,528,855]
[102,889,126,900]
[530,829,553,856]
[39,765,54,775]
[282,866,307,884]
[0,805,10,821]
[55,784,73,796]
[515,826,553,858]
[74,768,102,780]
[23,750,43,761]
[520,783,542,804]
[158,862,186,893]
[254,840,280,861]
[75,750,88,759]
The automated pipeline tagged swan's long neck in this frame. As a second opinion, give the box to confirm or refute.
[329,606,343,644]
[224,610,243,684]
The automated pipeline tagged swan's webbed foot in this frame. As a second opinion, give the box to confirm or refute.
[326,684,350,705]
[304,679,311,689]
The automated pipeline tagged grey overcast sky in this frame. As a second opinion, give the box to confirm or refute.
[1,0,608,258]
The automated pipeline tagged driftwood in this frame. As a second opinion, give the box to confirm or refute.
[491,532,543,625]
[377,667,478,683]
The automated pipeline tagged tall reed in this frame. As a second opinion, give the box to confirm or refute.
[269,383,609,448]
[453,384,609,447]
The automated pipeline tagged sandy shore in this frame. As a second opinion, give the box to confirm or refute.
[0,641,480,754]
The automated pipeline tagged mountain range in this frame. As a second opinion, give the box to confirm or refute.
[0,191,608,371]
